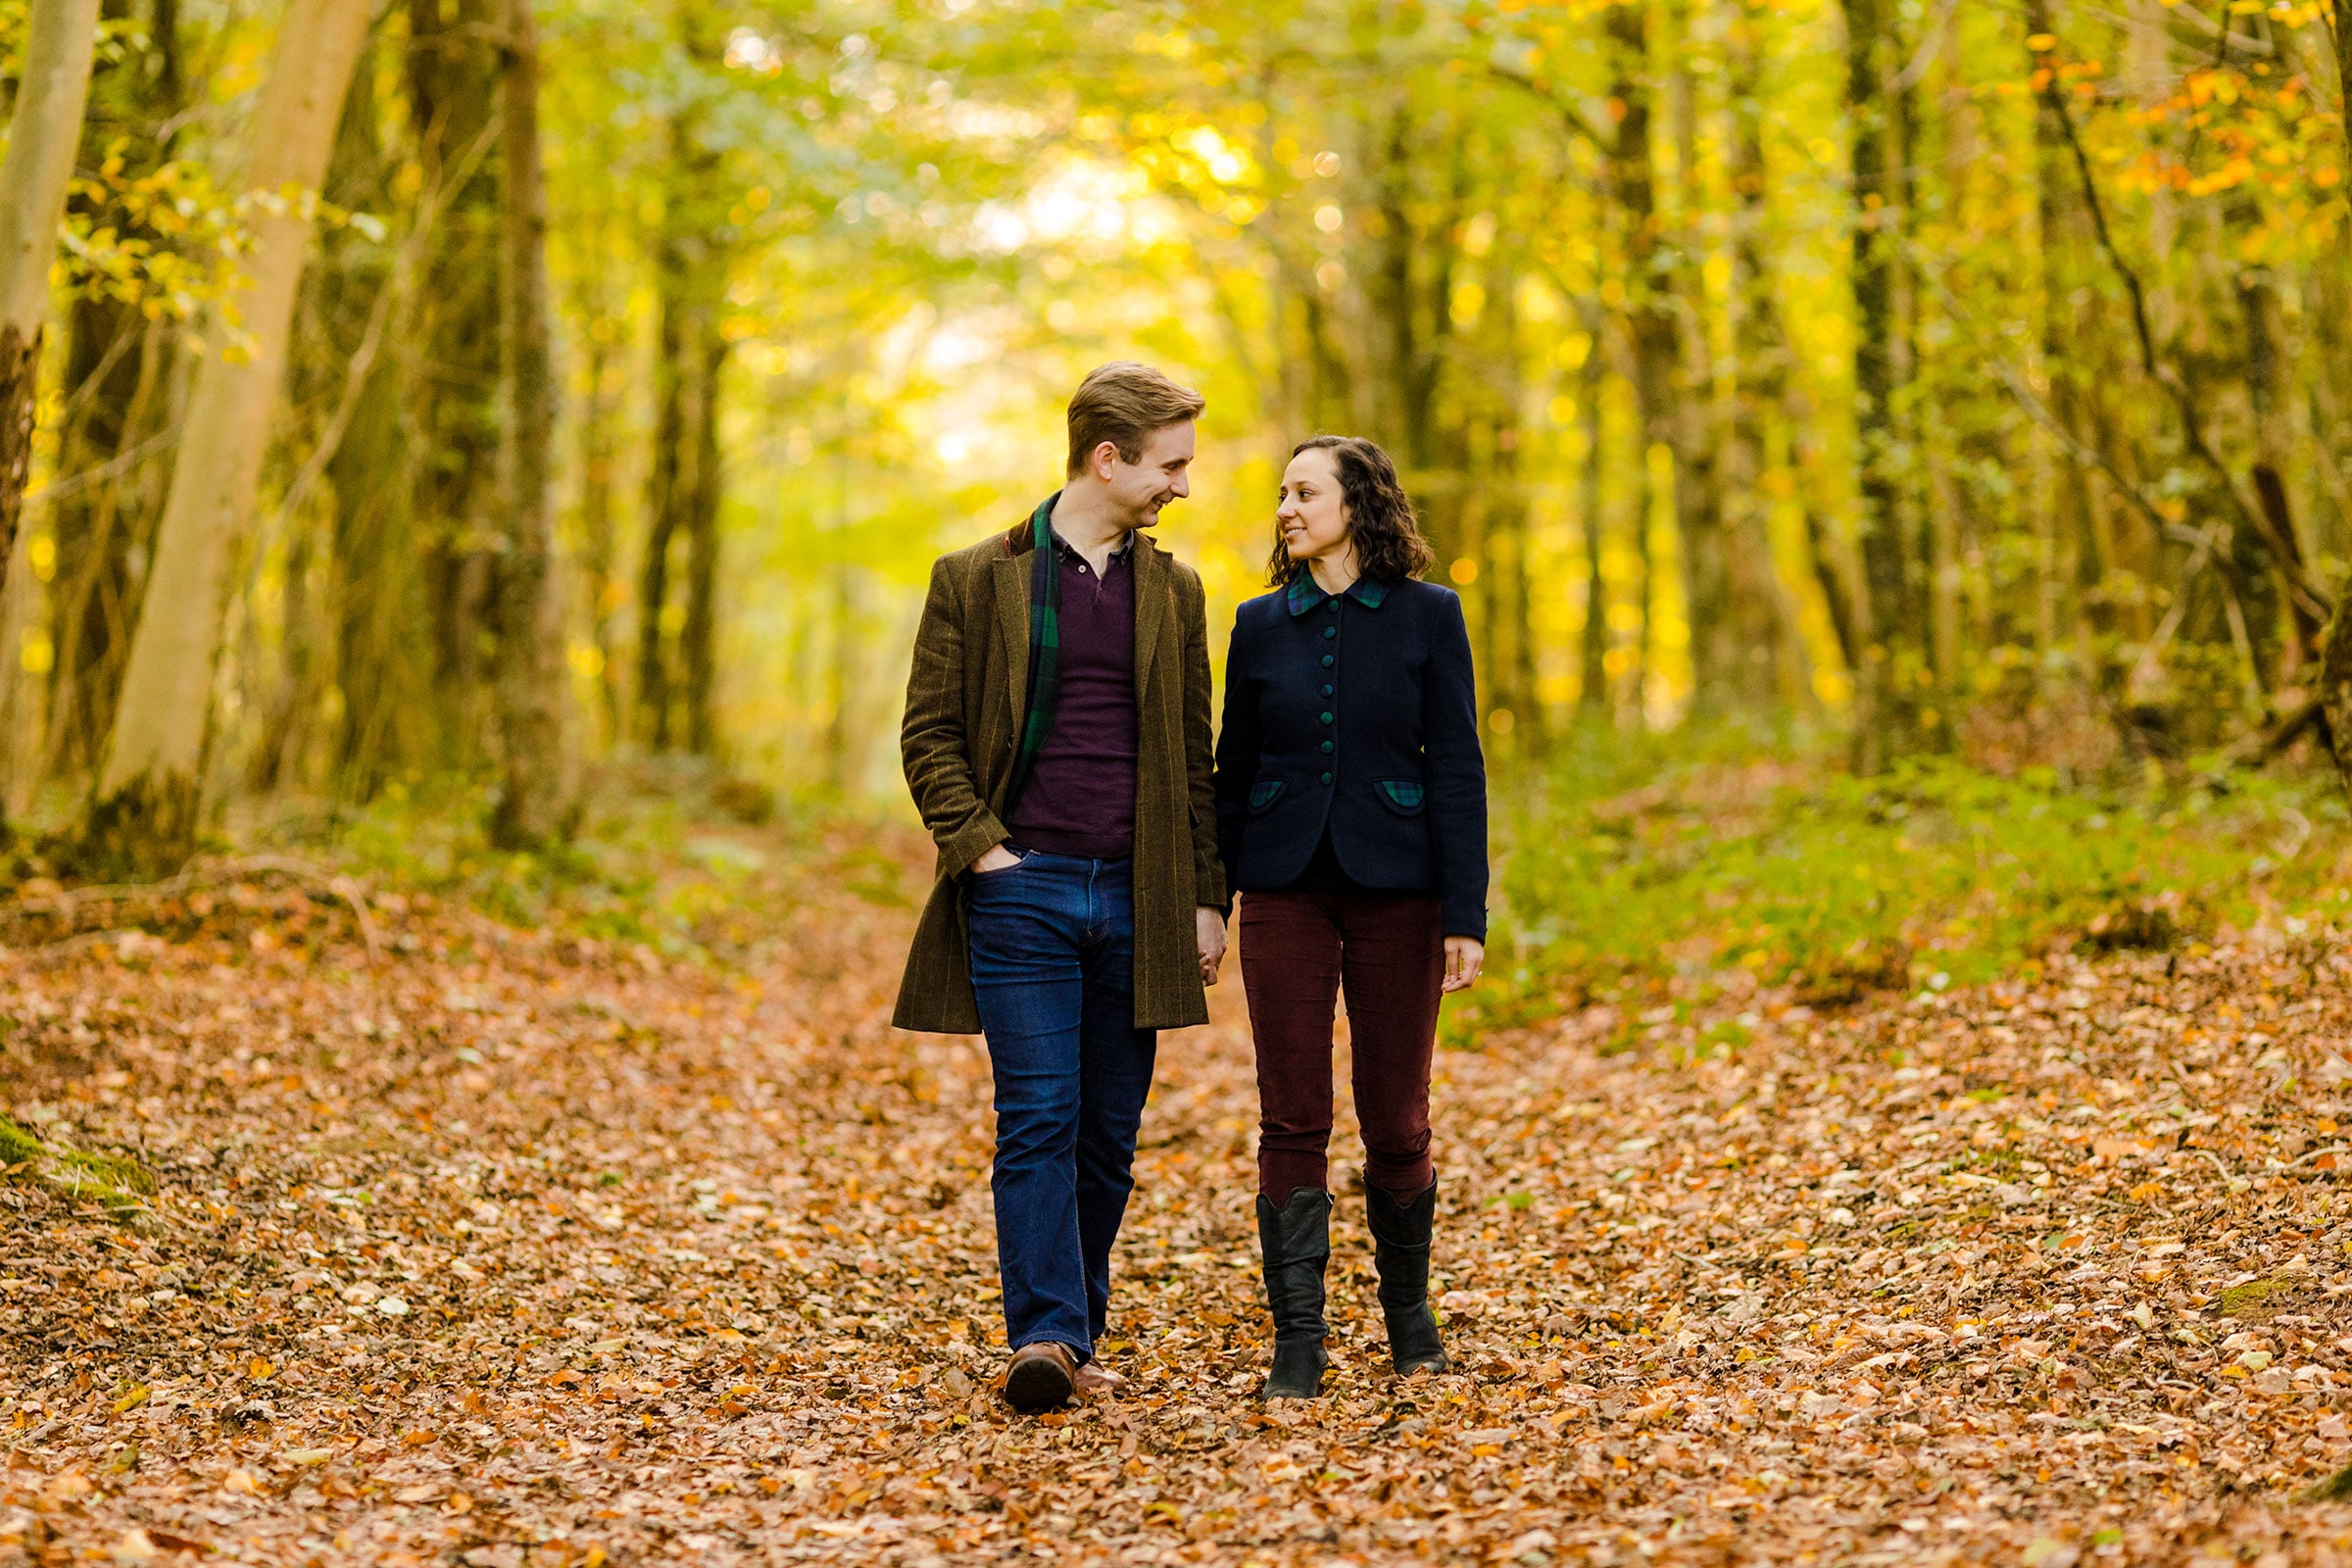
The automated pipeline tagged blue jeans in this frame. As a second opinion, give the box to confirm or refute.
[964,849,1157,1361]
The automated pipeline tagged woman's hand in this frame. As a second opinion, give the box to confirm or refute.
[1442,936,1484,993]
[1197,907,1228,985]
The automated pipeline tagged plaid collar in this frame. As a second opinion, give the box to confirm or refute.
[1285,572,1392,616]
[1004,497,1143,564]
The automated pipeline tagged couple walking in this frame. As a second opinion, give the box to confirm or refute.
[893,363,1488,1411]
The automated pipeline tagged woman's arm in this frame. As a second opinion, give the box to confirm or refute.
[1422,591,1489,941]
[1210,611,1259,914]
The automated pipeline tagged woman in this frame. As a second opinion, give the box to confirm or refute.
[1213,435,1487,1400]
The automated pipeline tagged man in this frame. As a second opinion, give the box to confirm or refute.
[896,363,1227,1413]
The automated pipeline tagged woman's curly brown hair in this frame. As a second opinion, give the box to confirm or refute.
[1267,435,1437,586]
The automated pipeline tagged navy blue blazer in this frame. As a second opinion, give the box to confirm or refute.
[1213,573,1488,939]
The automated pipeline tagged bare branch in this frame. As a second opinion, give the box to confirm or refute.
[2036,49,2333,620]
[1488,63,1616,153]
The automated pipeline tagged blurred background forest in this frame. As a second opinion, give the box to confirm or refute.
[6,0,2352,995]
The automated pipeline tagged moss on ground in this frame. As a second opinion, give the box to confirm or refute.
[0,1113,155,1217]
[0,1115,44,1166]
[2218,1278,2298,1319]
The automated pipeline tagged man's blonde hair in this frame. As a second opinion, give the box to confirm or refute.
[1066,362,1205,478]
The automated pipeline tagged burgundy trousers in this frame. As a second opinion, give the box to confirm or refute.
[1238,890,1445,1204]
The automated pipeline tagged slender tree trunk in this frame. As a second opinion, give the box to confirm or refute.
[1842,0,1909,769]
[574,301,624,746]
[635,407,679,749]
[1606,0,1723,719]
[1661,4,1733,717]
[409,0,503,760]
[2028,4,2093,698]
[487,0,567,847]
[248,515,319,792]
[639,99,730,753]
[1724,3,1807,711]
[681,325,724,757]
[1578,351,1609,718]
[83,0,374,876]
[1362,106,1459,492]
[310,33,418,801]
[2314,0,2352,797]
[0,0,106,602]
[1376,114,1429,471]
[47,317,170,776]
[823,564,858,792]
[329,350,410,798]
[1482,275,1537,748]
[2241,271,2321,677]
[1922,4,1970,699]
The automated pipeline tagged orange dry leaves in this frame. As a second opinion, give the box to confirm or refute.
[4,830,2352,1563]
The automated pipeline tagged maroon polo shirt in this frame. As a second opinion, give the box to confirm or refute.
[1005,531,1139,859]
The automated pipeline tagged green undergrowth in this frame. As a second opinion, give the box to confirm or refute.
[2305,1461,2352,1502]
[242,761,899,965]
[4,760,901,970]
[0,1113,156,1218]
[1453,729,2352,1047]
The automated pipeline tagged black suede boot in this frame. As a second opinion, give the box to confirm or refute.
[1255,1187,1333,1400]
[1366,1181,1449,1374]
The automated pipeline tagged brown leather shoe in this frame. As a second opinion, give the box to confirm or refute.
[1004,1342,1077,1412]
[1073,1361,1125,1397]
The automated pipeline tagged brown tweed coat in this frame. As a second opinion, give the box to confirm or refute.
[893,519,1225,1034]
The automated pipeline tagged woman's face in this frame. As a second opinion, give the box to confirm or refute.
[1277,448,1351,565]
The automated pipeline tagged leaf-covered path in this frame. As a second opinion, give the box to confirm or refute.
[8,827,2352,1565]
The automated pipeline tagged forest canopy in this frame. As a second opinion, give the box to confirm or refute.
[2,0,2351,866]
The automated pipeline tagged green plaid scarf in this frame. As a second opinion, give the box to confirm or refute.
[1002,492,1062,820]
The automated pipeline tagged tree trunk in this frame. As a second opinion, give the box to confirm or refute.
[487,0,567,848]
[248,514,320,792]
[2323,605,2352,803]
[312,33,418,801]
[48,0,184,779]
[2027,0,2090,696]
[409,0,504,760]
[1362,105,1458,490]
[1662,7,1734,717]
[0,0,106,601]
[1842,0,1909,770]
[83,0,374,877]
[2318,0,2352,797]
[47,314,171,777]
[574,294,624,746]
[635,397,679,749]
[1605,0,1723,720]
[1476,270,1535,749]
[2240,271,2321,677]
[1920,4,1970,697]
[639,97,730,753]
[823,564,859,792]
[1578,351,1609,718]
[681,325,724,757]
[1723,4,1808,711]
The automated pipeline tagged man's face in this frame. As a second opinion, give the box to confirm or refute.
[1096,420,1195,529]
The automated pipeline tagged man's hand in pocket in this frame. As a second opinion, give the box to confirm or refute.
[972,844,1023,874]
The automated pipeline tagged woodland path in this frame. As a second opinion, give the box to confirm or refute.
[6,824,2352,1565]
